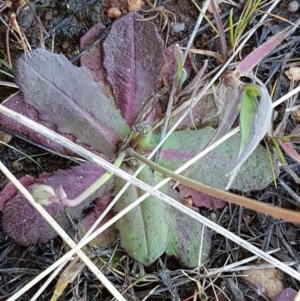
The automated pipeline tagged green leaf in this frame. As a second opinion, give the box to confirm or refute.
[225,83,273,182]
[164,185,211,267]
[240,84,260,150]
[166,206,210,267]
[225,84,259,189]
[156,173,211,267]
[114,164,169,265]
[151,127,276,191]
[114,163,211,267]
[173,44,187,90]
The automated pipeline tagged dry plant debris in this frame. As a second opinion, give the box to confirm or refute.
[1,0,300,300]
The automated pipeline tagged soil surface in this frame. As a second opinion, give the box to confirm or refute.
[1,0,300,300]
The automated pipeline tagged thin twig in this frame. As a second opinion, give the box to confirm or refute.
[278,178,300,207]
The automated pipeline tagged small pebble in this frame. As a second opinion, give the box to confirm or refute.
[0,130,12,143]
[288,0,300,12]
[173,22,185,33]
[295,110,300,123]
[210,212,217,223]
[107,7,121,19]
[207,2,221,14]
[284,66,300,81]
[128,0,142,12]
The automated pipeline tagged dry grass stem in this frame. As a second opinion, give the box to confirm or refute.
[0,160,126,301]
[0,81,18,88]
[155,0,210,161]
[155,0,281,156]
[273,84,300,108]
[29,263,66,301]
[0,1,296,298]
[1,105,299,286]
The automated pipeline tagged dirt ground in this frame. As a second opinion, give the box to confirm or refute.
[1,0,300,300]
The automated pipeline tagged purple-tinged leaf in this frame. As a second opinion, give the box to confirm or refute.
[149,127,276,191]
[115,163,210,267]
[2,162,113,245]
[280,141,300,164]
[80,23,107,84]
[209,0,227,57]
[179,185,226,209]
[164,184,211,267]
[79,192,118,247]
[103,13,164,126]
[0,94,78,155]
[3,193,65,245]
[15,48,129,156]
[272,288,297,301]
[114,163,168,265]
[0,174,35,211]
[236,27,290,76]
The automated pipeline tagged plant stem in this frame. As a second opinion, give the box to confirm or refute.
[154,0,211,162]
[127,147,300,223]
[62,151,126,207]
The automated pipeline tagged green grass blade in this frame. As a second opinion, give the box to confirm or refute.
[265,138,277,188]
[229,8,234,48]
[271,137,286,164]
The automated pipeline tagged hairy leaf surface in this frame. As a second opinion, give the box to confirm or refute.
[0,174,35,211]
[80,23,107,83]
[0,94,78,155]
[103,13,164,126]
[164,183,211,267]
[16,49,129,156]
[149,127,276,192]
[2,162,113,245]
[179,185,226,209]
[114,164,168,265]
[115,163,211,267]
[166,206,211,267]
